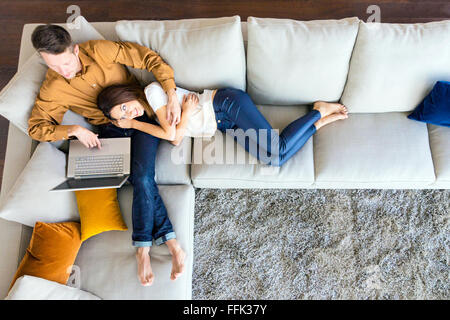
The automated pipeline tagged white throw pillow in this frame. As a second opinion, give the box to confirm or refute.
[428,124,450,186]
[341,20,450,113]
[0,142,79,227]
[115,16,246,91]
[0,16,105,135]
[5,275,101,300]
[246,17,360,105]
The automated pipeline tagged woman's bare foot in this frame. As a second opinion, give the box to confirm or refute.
[165,239,186,281]
[136,247,154,286]
[314,111,348,130]
[313,101,347,118]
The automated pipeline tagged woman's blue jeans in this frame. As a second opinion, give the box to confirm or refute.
[213,88,321,166]
[98,113,175,247]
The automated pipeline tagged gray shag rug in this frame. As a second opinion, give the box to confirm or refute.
[191,188,449,299]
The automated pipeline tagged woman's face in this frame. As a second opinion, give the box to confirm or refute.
[110,99,145,120]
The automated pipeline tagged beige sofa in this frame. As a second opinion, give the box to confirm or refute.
[0,21,196,300]
[0,16,449,299]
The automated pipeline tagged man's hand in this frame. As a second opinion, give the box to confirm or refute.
[67,125,102,149]
[166,88,181,126]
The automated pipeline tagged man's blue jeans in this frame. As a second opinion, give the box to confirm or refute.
[213,88,322,166]
[98,113,176,247]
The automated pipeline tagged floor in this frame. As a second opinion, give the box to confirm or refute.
[1,0,450,190]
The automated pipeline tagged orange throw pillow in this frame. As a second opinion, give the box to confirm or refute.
[9,221,82,291]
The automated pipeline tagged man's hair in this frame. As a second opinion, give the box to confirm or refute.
[97,84,155,120]
[31,24,73,54]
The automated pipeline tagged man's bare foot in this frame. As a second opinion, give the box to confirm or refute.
[314,111,348,130]
[136,247,154,286]
[165,239,186,281]
[313,101,347,118]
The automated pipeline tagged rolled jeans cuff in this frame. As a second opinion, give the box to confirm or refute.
[132,240,153,248]
[154,232,176,246]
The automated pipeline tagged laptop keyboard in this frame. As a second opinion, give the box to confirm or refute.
[74,155,124,176]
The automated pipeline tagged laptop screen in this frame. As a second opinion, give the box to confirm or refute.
[50,175,129,192]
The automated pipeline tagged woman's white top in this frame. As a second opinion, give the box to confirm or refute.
[144,82,217,138]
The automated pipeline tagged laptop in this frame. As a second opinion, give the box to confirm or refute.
[50,137,131,192]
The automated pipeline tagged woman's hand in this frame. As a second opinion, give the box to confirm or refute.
[112,118,136,129]
[182,93,199,115]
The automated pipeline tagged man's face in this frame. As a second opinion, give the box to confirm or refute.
[40,44,81,79]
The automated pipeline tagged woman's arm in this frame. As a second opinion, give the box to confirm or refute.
[112,118,175,141]
[154,93,199,146]
[132,120,176,141]
[171,110,191,146]
[171,93,198,145]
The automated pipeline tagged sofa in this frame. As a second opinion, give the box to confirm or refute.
[0,15,449,299]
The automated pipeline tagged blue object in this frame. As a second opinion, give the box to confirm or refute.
[99,113,175,248]
[407,81,450,127]
[213,88,322,166]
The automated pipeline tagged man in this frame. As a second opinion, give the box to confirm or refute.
[28,24,185,286]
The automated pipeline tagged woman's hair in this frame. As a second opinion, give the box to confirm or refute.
[31,24,73,54]
[97,84,154,120]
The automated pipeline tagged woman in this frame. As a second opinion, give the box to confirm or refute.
[97,84,347,283]
[96,84,186,288]
[98,82,348,166]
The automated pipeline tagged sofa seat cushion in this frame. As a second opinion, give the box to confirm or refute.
[428,124,450,188]
[155,138,191,185]
[313,112,436,188]
[72,184,194,300]
[191,105,315,188]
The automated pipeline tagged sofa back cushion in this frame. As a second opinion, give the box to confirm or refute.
[115,16,246,91]
[341,20,450,113]
[246,17,359,105]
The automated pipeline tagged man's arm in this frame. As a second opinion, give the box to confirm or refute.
[88,40,181,125]
[28,91,71,142]
[90,40,175,92]
[28,91,101,148]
